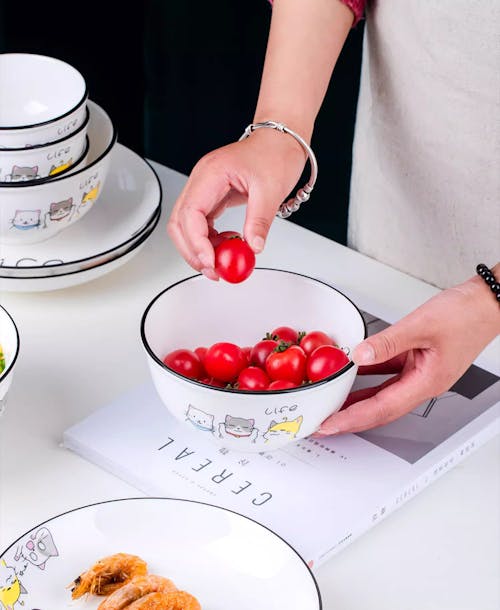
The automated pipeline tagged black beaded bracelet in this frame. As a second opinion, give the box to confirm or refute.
[476,264,500,304]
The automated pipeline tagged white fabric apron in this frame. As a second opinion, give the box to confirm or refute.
[348,0,500,288]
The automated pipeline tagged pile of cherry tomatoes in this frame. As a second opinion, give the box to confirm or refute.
[162,325,350,391]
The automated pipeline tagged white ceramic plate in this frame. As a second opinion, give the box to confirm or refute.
[0,303,20,411]
[0,208,159,292]
[0,497,321,610]
[0,143,161,278]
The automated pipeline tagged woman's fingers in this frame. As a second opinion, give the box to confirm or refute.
[168,155,232,271]
[356,352,407,376]
[339,375,401,409]
[166,220,203,271]
[316,364,430,435]
[352,315,429,366]
[243,181,283,254]
[181,207,218,270]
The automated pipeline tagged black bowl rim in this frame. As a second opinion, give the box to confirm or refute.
[0,496,322,609]
[0,53,88,131]
[0,303,20,387]
[0,105,90,152]
[0,149,162,272]
[140,268,368,395]
[0,100,116,189]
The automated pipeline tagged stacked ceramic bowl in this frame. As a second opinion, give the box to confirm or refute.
[0,53,161,291]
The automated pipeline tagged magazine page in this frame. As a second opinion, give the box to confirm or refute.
[63,312,500,567]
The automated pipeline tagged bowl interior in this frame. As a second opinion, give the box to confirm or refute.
[0,306,19,380]
[144,269,366,364]
[65,101,112,173]
[0,54,86,128]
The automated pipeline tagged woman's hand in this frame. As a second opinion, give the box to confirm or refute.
[167,0,355,279]
[167,128,306,279]
[315,270,500,436]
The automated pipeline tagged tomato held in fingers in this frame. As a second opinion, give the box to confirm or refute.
[163,349,203,380]
[214,236,256,283]
[237,366,270,391]
[266,344,307,385]
[268,379,297,391]
[250,339,278,369]
[307,345,350,382]
[204,342,248,382]
[210,230,242,249]
[299,330,334,356]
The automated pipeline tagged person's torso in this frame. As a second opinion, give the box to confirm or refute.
[348,0,500,288]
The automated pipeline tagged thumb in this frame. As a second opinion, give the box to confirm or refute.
[243,183,281,253]
[353,317,422,366]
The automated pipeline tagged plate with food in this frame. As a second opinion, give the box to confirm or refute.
[0,497,322,609]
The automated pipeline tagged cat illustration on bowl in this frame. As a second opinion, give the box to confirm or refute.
[263,416,303,443]
[185,404,215,432]
[10,209,42,231]
[218,415,259,443]
[3,165,41,182]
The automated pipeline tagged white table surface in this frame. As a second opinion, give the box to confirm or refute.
[1,161,499,610]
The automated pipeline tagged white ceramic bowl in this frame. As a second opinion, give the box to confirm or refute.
[0,54,88,149]
[0,143,161,278]
[0,303,20,416]
[141,268,367,453]
[0,100,116,245]
[0,108,89,182]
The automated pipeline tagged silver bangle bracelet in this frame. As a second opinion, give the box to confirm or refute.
[239,121,318,219]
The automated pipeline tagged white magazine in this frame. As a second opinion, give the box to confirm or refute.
[63,312,500,568]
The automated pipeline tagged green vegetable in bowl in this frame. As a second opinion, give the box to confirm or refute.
[0,344,5,375]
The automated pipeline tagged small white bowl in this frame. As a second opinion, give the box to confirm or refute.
[0,108,89,182]
[0,304,20,416]
[0,100,116,245]
[0,53,88,149]
[141,268,367,453]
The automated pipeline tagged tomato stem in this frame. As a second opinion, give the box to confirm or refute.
[273,340,292,353]
[263,332,279,341]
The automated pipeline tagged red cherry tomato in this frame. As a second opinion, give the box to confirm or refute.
[210,230,241,249]
[299,330,334,356]
[307,345,349,382]
[204,342,248,382]
[199,376,227,388]
[194,346,208,376]
[163,349,202,380]
[214,236,256,284]
[242,346,252,363]
[268,380,297,391]
[237,366,270,391]
[250,339,278,369]
[194,346,207,362]
[266,345,307,385]
[269,326,300,344]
